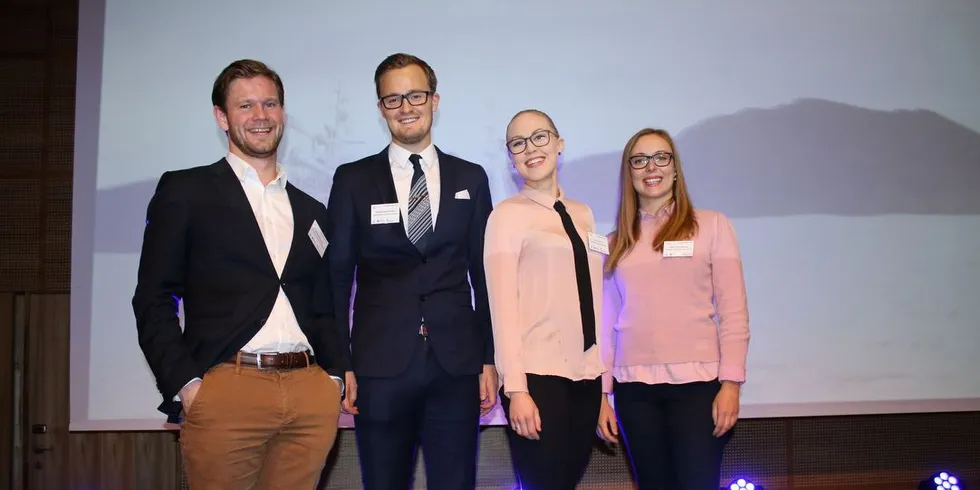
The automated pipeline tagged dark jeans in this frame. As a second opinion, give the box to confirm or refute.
[614,379,733,490]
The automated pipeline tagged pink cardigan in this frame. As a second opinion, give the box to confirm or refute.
[600,206,750,393]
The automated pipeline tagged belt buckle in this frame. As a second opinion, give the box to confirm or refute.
[256,353,263,369]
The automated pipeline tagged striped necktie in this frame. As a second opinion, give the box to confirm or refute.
[406,153,433,252]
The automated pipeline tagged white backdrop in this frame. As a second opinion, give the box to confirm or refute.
[70,0,980,430]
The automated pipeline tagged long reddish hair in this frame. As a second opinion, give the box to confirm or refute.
[604,128,698,275]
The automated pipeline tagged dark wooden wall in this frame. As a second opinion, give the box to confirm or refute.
[0,1,182,489]
[0,1,978,489]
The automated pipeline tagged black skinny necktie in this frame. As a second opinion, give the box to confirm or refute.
[553,200,597,351]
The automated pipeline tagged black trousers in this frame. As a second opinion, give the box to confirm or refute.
[500,374,602,490]
[614,379,732,490]
[353,336,481,490]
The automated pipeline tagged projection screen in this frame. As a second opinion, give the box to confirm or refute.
[70,0,980,430]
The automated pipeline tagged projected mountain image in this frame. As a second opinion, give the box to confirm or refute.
[94,99,980,253]
[561,98,980,224]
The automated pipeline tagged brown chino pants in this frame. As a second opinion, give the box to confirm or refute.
[180,361,341,490]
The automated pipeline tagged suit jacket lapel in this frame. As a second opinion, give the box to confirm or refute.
[209,160,277,275]
[281,183,311,279]
[370,148,417,252]
[432,146,456,240]
[371,148,399,206]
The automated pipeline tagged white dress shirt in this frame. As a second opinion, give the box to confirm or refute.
[176,153,332,402]
[225,153,314,354]
[388,142,440,229]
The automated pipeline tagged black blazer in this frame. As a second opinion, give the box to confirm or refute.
[325,146,494,378]
[132,159,342,423]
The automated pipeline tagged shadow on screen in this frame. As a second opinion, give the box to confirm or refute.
[94,98,980,253]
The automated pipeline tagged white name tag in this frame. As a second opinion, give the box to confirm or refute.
[308,220,328,257]
[370,203,400,225]
[587,232,609,255]
[663,240,694,257]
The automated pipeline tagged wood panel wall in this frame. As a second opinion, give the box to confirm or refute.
[0,294,14,489]
[24,295,70,490]
[69,431,181,490]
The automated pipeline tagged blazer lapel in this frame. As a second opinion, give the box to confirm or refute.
[209,159,277,276]
[281,183,312,279]
[370,148,418,252]
[371,148,399,206]
[432,146,456,240]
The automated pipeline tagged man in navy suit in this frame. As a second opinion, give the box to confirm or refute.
[324,53,496,490]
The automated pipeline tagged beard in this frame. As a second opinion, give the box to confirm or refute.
[388,117,431,147]
[229,124,283,159]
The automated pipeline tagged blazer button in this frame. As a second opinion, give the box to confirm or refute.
[260,318,267,326]
[421,256,428,263]
[420,295,426,302]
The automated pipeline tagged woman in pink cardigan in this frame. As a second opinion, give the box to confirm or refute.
[596,128,750,490]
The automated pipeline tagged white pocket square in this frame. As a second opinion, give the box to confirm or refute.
[454,189,470,200]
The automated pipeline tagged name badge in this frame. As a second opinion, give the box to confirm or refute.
[308,220,328,257]
[587,232,609,255]
[663,240,694,257]
[370,203,400,225]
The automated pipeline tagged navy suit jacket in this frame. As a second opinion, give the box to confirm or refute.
[325,146,494,378]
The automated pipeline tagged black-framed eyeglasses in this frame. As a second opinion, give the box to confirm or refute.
[506,130,556,155]
[629,151,673,169]
[379,90,432,110]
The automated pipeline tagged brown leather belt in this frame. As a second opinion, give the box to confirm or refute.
[225,351,314,370]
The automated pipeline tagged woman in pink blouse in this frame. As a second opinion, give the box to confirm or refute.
[484,109,605,490]
[596,128,750,490]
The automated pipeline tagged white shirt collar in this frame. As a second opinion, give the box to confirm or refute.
[388,142,438,170]
[226,152,287,188]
